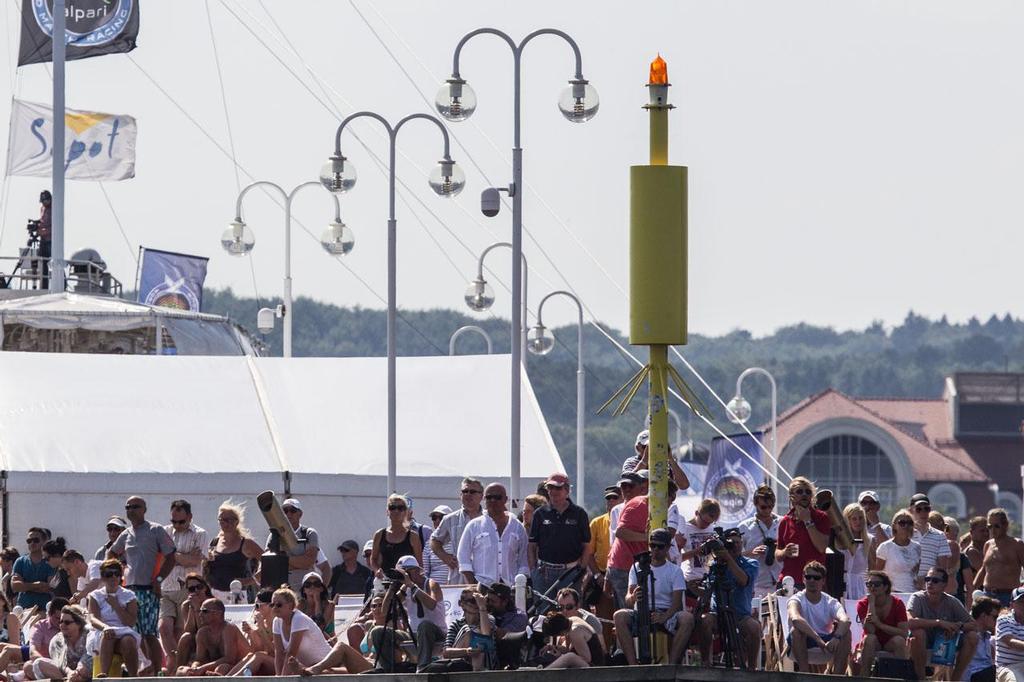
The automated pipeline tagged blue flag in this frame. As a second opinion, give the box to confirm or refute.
[703,432,764,528]
[138,248,208,311]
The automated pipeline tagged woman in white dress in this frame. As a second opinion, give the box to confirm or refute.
[874,510,921,594]
[840,503,871,600]
[87,559,141,677]
[271,587,332,675]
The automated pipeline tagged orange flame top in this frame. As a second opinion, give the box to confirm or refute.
[649,54,668,85]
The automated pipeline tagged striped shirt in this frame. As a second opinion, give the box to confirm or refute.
[995,613,1024,667]
[431,508,481,583]
[912,526,951,577]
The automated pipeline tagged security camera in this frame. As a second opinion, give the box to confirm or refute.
[257,307,276,334]
[481,187,501,218]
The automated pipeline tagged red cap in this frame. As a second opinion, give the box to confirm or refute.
[545,472,570,488]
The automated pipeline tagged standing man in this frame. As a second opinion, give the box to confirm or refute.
[430,477,484,584]
[94,516,127,561]
[859,490,891,566]
[964,516,990,573]
[457,483,529,586]
[910,493,952,579]
[11,527,55,610]
[738,484,782,598]
[676,498,722,592]
[906,566,979,681]
[608,472,647,552]
[36,190,52,289]
[420,506,452,585]
[158,499,207,674]
[329,540,372,599]
[973,508,1024,607]
[264,498,318,591]
[586,486,621,591]
[108,496,177,671]
[776,477,830,586]
[528,473,592,597]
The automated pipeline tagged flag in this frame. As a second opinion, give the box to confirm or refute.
[138,248,209,312]
[703,432,765,528]
[5,99,136,180]
[18,0,139,66]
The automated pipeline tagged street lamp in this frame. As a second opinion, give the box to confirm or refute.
[726,367,778,471]
[439,27,597,503]
[527,290,586,505]
[322,111,463,495]
[464,242,528,366]
[449,325,493,355]
[222,181,347,357]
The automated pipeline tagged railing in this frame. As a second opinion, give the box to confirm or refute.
[0,253,122,296]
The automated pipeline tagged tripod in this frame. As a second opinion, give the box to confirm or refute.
[633,553,656,664]
[696,562,747,669]
[375,579,409,673]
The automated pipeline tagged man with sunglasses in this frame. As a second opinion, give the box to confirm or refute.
[973,509,1024,607]
[697,528,761,669]
[606,472,647,608]
[457,483,528,587]
[776,477,830,586]
[93,516,127,562]
[329,540,372,600]
[528,473,592,598]
[611,528,693,666]
[421,506,452,585]
[907,566,979,680]
[159,499,207,674]
[431,478,484,584]
[786,560,851,674]
[264,498,319,591]
[180,598,250,676]
[584,486,621,607]
[738,485,782,599]
[910,493,953,581]
[11,527,55,610]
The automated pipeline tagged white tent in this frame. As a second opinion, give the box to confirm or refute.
[0,352,562,556]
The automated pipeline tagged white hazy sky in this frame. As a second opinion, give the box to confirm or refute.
[1,1,1022,338]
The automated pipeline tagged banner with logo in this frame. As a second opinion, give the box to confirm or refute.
[18,0,139,66]
[703,432,764,529]
[6,99,136,180]
[138,248,209,312]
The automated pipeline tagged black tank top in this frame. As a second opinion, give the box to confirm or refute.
[207,538,249,591]
[378,528,414,570]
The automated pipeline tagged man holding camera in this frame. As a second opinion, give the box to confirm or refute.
[738,484,781,599]
[612,528,694,665]
[696,528,761,669]
[372,555,446,673]
[36,190,52,288]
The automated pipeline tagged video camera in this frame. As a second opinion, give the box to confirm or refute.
[26,219,40,245]
[698,526,735,557]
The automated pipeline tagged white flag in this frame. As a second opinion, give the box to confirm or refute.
[5,99,136,181]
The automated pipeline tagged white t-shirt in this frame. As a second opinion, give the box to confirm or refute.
[791,590,845,636]
[609,502,624,547]
[736,515,782,594]
[876,539,921,593]
[628,560,686,611]
[913,526,952,577]
[675,520,719,581]
[273,610,332,666]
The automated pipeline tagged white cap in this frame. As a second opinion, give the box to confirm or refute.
[431,505,453,516]
[362,540,374,554]
[282,498,302,512]
[396,555,420,570]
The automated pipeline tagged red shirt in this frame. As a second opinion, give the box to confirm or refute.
[777,506,830,581]
[607,495,648,571]
[856,595,908,646]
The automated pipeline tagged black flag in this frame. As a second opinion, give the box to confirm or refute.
[18,0,139,66]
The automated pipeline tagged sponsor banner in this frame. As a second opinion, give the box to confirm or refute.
[18,0,139,66]
[704,432,764,528]
[138,248,209,312]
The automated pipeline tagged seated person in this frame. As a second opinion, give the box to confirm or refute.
[540,613,602,669]
[421,589,495,673]
[369,555,445,673]
[786,560,851,674]
[485,582,527,669]
[21,605,89,681]
[612,528,694,665]
[962,596,1000,682]
[907,567,978,681]
[995,587,1024,681]
[856,570,908,674]
[176,599,249,676]
[229,590,276,676]
[696,528,761,670]
[554,588,604,655]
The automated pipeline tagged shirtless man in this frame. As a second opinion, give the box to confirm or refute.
[964,516,990,573]
[973,509,1024,607]
[178,599,250,676]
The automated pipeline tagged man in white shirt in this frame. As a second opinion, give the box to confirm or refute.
[859,490,892,568]
[787,560,851,674]
[457,483,529,586]
[737,485,782,598]
[159,499,208,673]
[910,493,952,579]
[431,477,484,584]
[675,498,722,586]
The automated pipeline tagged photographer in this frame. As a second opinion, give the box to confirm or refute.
[738,485,781,600]
[36,190,52,289]
[612,528,694,665]
[696,528,761,669]
[370,555,445,673]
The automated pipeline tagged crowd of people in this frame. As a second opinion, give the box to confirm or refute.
[0,430,1022,679]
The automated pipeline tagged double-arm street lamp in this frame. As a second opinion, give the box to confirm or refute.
[464,241,528,365]
[222,181,350,357]
[528,290,586,505]
[320,112,464,494]
[438,27,598,503]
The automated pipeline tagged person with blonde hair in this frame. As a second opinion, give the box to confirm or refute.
[271,587,331,675]
[776,477,830,586]
[206,501,262,603]
[840,503,871,599]
[370,494,422,574]
[876,510,921,593]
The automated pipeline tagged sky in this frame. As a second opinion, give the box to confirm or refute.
[1,1,1022,338]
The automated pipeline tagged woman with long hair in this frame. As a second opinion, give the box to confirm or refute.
[205,502,263,603]
[370,494,422,574]
[228,589,276,676]
[42,537,71,600]
[21,605,89,681]
[855,570,908,674]
[271,587,332,675]
[297,572,335,638]
[875,510,921,593]
[840,503,871,599]
[944,517,973,603]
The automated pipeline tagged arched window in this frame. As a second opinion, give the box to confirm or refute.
[927,483,966,519]
[795,435,897,509]
[996,492,1022,526]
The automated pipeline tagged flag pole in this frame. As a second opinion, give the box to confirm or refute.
[49,0,66,293]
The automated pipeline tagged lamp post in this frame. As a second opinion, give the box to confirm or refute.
[726,367,778,471]
[449,325,493,355]
[527,290,586,505]
[464,242,528,365]
[439,27,598,503]
[222,181,349,357]
[320,112,464,495]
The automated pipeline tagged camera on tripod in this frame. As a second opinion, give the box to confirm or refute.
[25,219,40,245]
[380,567,404,587]
[698,526,737,558]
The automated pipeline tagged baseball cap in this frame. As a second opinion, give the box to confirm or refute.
[649,528,674,545]
[618,472,643,487]
[282,498,302,512]
[431,505,452,516]
[635,469,650,480]
[338,540,359,553]
[301,571,323,585]
[909,493,930,508]
[396,555,420,570]
[545,472,570,488]
[858,491,880,504]
[106,516,127,529]
[1012,587,1024,602]
[488,582,512,600]
[603,486,621,499]
[635,430,650,448]
[362,540,374,554]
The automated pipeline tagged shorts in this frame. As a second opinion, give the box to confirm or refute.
[158,589,187,620]
[787,631,835,650]
[132,588,160,637]
[983,590,1013,607]
[623,609,678,636]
